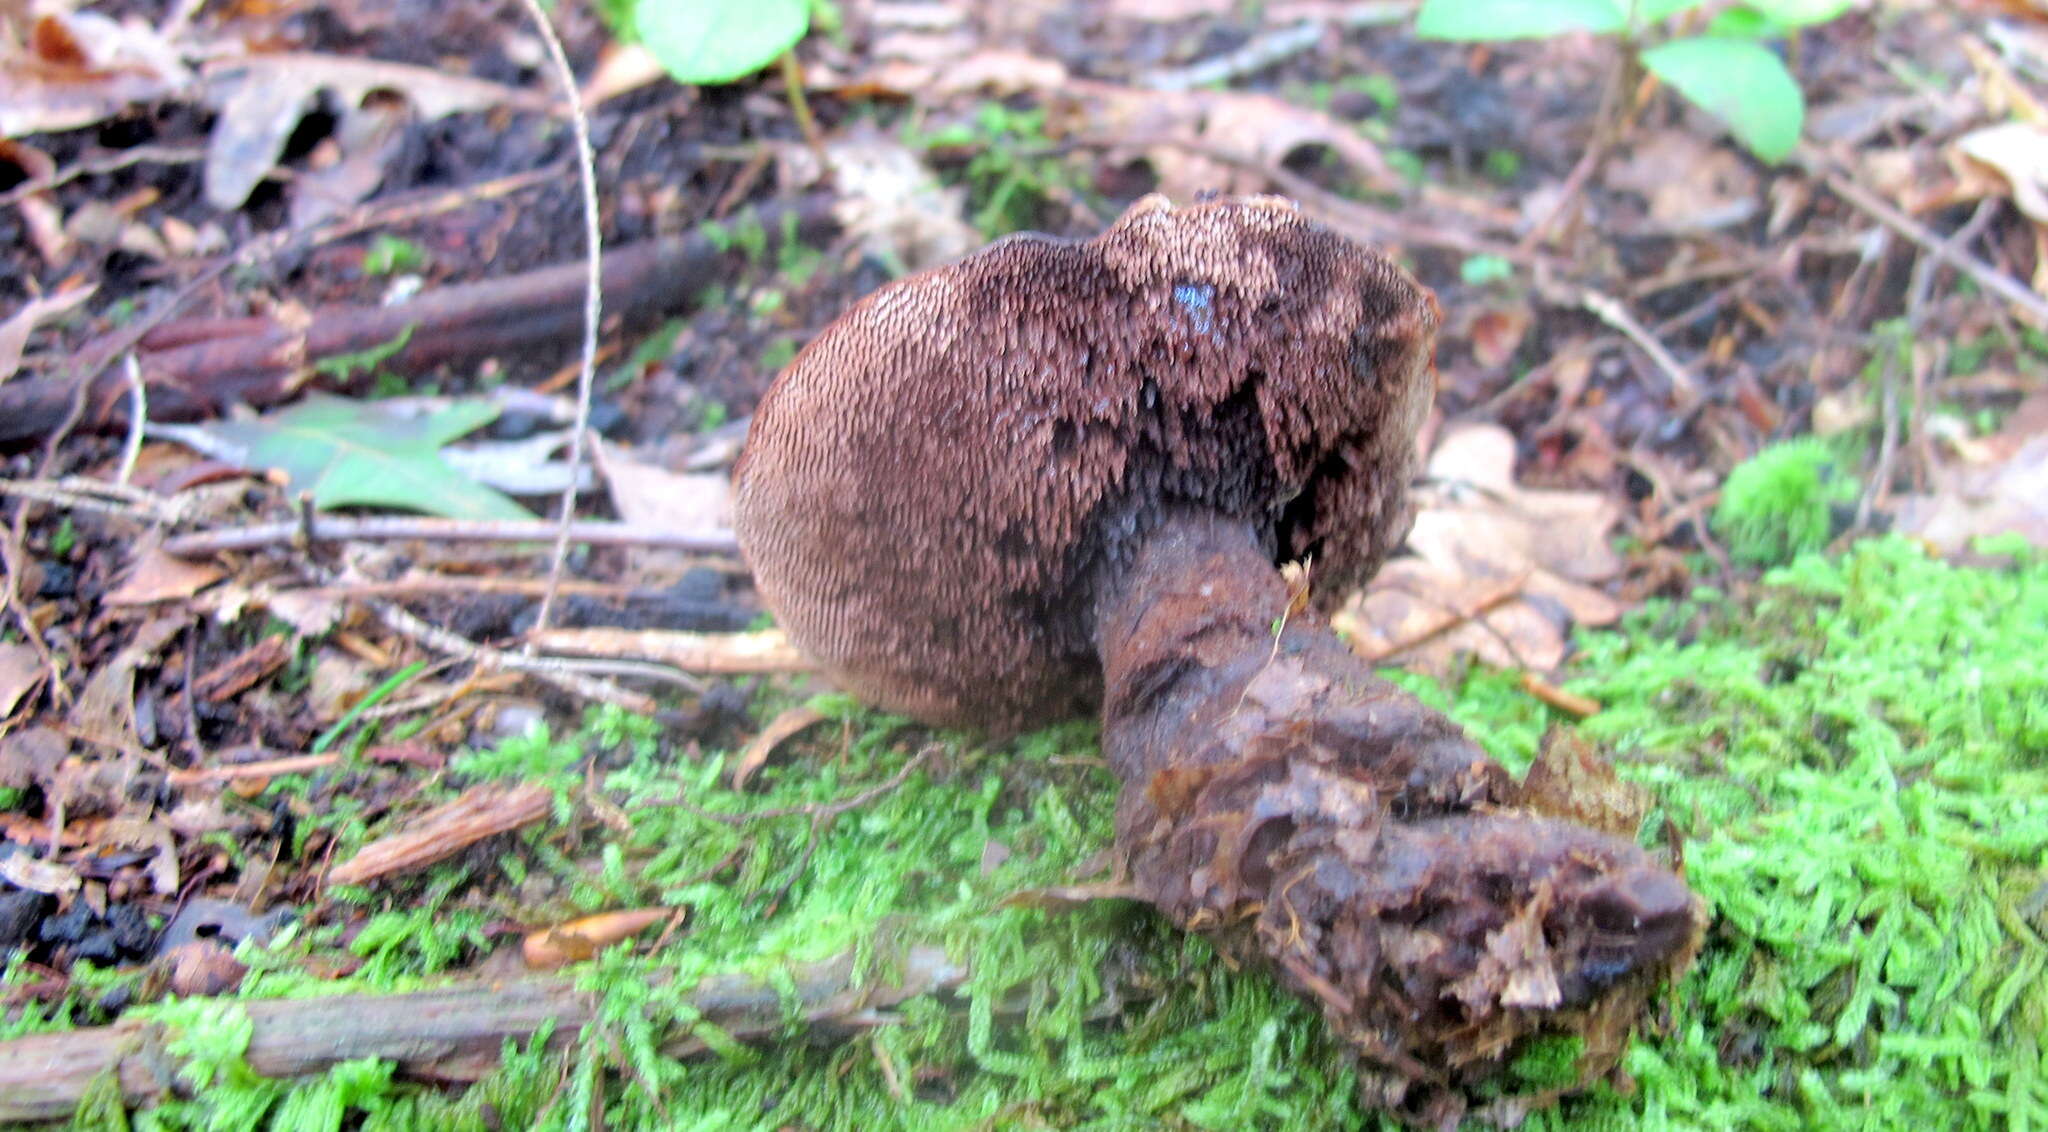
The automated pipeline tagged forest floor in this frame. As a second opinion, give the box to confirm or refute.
[0,0,2044,1129]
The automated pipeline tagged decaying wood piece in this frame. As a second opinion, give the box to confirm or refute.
[327,780,552,886]
[732,194,1706,1123]
[0,945,966,1122]
[0,197,836,447]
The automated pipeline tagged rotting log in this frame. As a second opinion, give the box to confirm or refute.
[0,195,837,447]
[0,944,965,1122]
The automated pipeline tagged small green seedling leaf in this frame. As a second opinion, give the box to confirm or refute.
[160,394,534,521]
[1641,36,1804,162]
[1707,5,1774,35]
[1745,0,1853,26]
[1415,0,1626,40]
[635,0,810,85]
[1460,253,1515,286]
[1629,0,1709,22]
[362,234,427,277]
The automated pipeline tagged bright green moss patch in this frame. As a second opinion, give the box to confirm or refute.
[1711,438,1858,566]
[20,537,2046,1130]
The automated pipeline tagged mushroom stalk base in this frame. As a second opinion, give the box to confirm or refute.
[1092,511,1703,1126]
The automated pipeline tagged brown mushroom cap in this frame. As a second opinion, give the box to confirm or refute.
[733,194,1441,731]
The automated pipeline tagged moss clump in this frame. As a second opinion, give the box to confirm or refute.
[21,538,2046,1131]
[1713,438,1857,565]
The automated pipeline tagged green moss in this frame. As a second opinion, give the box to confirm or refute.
[1713,438,1857,566]
[21,537,2043,1131]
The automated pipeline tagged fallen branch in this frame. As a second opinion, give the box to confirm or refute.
[160,517,740,559]
[0,944,967,1122]
[529,627,816,674]
[0,197,837,446]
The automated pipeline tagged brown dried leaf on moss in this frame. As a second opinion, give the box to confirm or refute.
[1335,424,1624,674]
[522,908,676,971]
[1508,729,1652,839]
[1895,392,2048,553]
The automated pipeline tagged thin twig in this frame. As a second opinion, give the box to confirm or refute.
[517,0,604,644]
[1580,287,1700,404]
[0,145,206,209]
[1813,162,2048,326]
[779,50,828,165]
[1515,47,1628,258]
[1358,571,1530,663]
[364,597,659,714]
[1140,20,1326,91]
[159,517,738,559]
[0,479,165,522]
[115,356,146,488]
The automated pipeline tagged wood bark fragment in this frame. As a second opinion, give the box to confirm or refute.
[528,627,816,674]
[327,780,553,886]
[0,944,967,1122]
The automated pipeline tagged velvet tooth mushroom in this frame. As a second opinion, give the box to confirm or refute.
[733,194,1704,1122]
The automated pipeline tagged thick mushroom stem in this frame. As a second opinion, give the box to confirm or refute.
[1093,511,1703,1113]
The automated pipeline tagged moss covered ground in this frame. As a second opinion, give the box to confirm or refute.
[7,535,2045,1130]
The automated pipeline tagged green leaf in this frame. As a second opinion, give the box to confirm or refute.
[1629,0,1708,22]
[1460,253,1515,286]
[1414,0,1626,40]
[634,0,810,85]
[1707,5,1773,36]
[180,394,534,521]
[1746,0,1853,26]
[1641,36,1805,162]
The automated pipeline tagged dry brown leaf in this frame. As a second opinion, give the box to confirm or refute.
[0,11,193,138]
[530,627,814,673]
[0,284,96,384]
[1606,131,1759,232]
[105,545,224,605]
[1334,424,1625,677]
[199,53,552,210]
[593,437,732,532]
[521,907,675,971]
[731,705,832,791]
[0,643,42,719]
[1956,121,2048,225]
[1894,393,2048,553]
[289,102,407,229]
[309,653,374,725]
[1509,731,1649,839]
[267,588,344,636]
[579,41,666,107]
[0,727,69,792]
[66,617,183,749]
[781,127,980,271]
[1418,424,1625,584]
[1466,302,1532,370]
[161,939,248,996]
[17,192,70,267]
[1129,89,1399,201]
[100,817,179,894]
[1336,559,1568,672]
[0,851,81,897]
